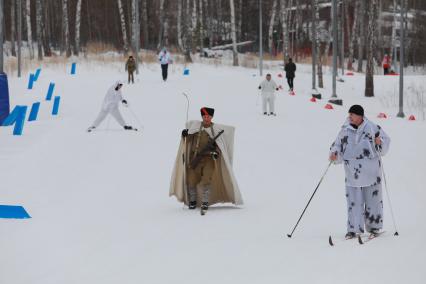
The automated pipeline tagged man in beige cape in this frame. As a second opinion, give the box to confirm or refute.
[169,107,243,212]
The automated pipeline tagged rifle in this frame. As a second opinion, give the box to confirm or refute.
[189,130,224,169]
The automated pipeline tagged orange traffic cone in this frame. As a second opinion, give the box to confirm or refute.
[409,115,416,121]
[324,104,334,109]
[310,97,317,102]
[377,113,387,118]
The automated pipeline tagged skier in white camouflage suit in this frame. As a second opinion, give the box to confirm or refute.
[258,73,279,116]
[329,105,390,239]
[87,81,134,132]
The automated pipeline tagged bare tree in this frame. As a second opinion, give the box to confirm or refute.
[11,0,17,57]
[365,0,377,97]
[357,0,366,72]
[42,0,52,56]
[280,0,289,60]
[117,0,129,52]
[36,0,43,60]
[26,0,34,59]
[142,0,149,48]
[268,0,278,56]
[62,0,71,57]
[314,0,324,88]
[191,0,197,51]
[230,0,238,66]
[74,0,82,55]
[0,0,3,72]
[199,0,204,52]
[347,0,359,70]
[177,0,184,51]
[157,0,166,49]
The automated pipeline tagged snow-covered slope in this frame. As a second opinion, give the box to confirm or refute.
[1,61,425,284]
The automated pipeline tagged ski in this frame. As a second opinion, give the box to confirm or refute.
[358,231,386,245]
[328,234,360,246]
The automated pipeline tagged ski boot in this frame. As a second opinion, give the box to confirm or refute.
[188,201,196,210]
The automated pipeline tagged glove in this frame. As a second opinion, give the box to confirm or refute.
[258,86,261,90]
[181,129,189,137]
[211,151,219,160]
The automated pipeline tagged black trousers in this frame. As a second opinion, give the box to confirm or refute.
[128,71,134,83]
[161,64,169,81]
[287,77,294,90]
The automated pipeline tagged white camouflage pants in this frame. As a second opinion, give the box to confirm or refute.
[345,184,384,234]
[262,94,275,114]
[92,107,126,128]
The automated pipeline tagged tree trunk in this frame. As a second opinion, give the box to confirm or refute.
[365,0,377,97]
[74,0,82,55]
[198,0,204,53]
[62,0,71,57]
[11,0,17,57]
[177,0,184,51]
[229,0,238,66]
[347,0,358,70]
[142,0,149,48]
[184,0,193,62]
[204,0,213,48]
[26,0,34,59]
[280,0,289,60]
[191,0,197,52]
[42,0,52,56]
[268,0,278,56]
[315,0,323,88]
[237,0,242,42]
[36,0,43,60]
[157,0,165,49]
[357,0,366,72]
[117,0,129,52]
[391,0,397,71]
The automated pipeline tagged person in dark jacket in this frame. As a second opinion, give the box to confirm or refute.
[125,56,136,84]
[284,58,296,91]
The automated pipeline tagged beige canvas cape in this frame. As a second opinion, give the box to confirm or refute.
[169,120,243,206]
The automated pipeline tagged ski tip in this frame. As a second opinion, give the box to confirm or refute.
[286,234,292,238]
[328,236,334,246]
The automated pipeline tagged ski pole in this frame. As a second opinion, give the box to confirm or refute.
[287,161,332,238]
[181,92,190,208]
[126,105,145,131]
[374,132,399,236]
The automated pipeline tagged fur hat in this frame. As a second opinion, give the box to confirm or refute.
[200,107,214,117]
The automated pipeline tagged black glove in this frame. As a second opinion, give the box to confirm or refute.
[258,86,261,90]
[181,129,189,137]
[211,151,219,160]
[122,99,128,104]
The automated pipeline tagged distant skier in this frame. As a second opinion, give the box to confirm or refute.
[382,54,391,75]
[284,57,296,92]
[258,73,279,116]
[87,81,135,132]
[329,105,390,239]
[169,107,243,213]
[158,47,172,81]
[125,55,136,84]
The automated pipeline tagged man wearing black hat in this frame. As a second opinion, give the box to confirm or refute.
[329,105,390,239]
[169,107,243,212]
[284,57,296,92]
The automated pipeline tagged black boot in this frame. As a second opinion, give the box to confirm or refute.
[124,125,133,130]
[201,202,209,211]
[188,201,196,209]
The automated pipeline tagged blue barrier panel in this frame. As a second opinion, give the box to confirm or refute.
[28,73,35,89]
[183,68,190,75]
[13,106,28,135]
[28,102,41,121]
[0,205,31,219]
[46,82,55,101]
[2,105,21,126]
[34,68,41,81]
[0,72,10,125]
[52,96,60,115]
[71,63,76,75]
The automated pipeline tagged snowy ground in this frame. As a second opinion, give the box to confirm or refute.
[1,60,426,284]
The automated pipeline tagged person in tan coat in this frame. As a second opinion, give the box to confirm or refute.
[169,107,243,213]
[125,56,136,84]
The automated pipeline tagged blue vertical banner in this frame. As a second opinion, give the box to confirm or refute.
[13,106,28,135]
[28,102,41,121]
[0,72,10,125]
[46,82,55,101]
[28,73,35,89]
[34,68,42,81]
[71,63,76,75]
[52,96,60,115]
